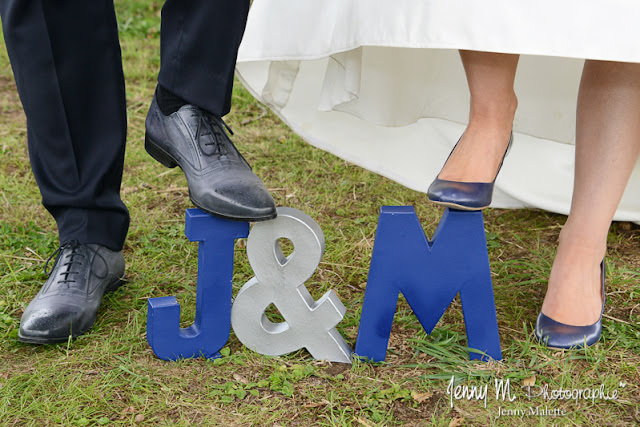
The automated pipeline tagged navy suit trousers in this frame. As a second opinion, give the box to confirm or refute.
[0,0,250,250]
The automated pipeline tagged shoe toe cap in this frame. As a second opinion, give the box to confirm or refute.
[427,179,494,209]
[535,313,602,349]
[19,302,93,342]
[192,171,277,221]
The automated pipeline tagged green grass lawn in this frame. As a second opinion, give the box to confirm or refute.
[1,2,639,425]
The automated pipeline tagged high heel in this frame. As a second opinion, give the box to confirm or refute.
[427,133,512,211]
[535,260,606,349]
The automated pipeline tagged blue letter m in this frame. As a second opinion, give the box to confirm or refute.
[355,206,502,362]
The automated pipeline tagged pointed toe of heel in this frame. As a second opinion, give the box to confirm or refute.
[535,260,606,350]
[427,133,512,211]
[534,312,602,349]
[427,179,494,211]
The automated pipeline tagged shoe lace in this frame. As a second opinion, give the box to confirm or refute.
[192,111,250,165]
[44,240,108,286]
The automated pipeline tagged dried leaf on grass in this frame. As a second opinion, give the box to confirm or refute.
[303,400,331,409]
[233,373,249,384]
[356,417,375,427]
[411,391,433,403]
[523,375,536,386]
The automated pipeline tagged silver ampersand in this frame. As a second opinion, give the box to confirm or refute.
[231,207,352,363]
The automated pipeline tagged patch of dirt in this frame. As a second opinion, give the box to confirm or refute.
[390,401,429,425]
[0,75,25,122]
[0,161,29,176]
[609,222,640,270]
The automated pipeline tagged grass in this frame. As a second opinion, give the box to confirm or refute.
[0,1,639,425]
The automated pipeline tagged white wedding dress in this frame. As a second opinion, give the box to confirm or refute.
[236,0,640,221]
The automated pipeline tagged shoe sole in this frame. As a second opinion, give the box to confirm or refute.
[544,345,592,350]
[426,198,489,211]
[145,135,277,222]
[535,335,601,351]
[537,341,599,351]
[17,275,126,345]
[189,196,277,223]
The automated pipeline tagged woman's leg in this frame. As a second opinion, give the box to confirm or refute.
[437,51,519,182]
[541,60,640,325]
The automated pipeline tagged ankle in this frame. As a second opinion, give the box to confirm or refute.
[468,92,518,127]
[557,224,607,261]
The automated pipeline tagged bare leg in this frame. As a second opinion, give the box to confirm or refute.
[541,60,640,325]
[437,51,519,182]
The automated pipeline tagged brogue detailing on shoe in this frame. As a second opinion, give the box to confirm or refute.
[18,242,125,344]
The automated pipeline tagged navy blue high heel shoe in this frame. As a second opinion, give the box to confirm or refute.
[427,133,513,210]
[535,260,606,349]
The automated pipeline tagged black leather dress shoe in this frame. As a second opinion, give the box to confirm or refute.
[18,241,125,344]
[145,93,277,221]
